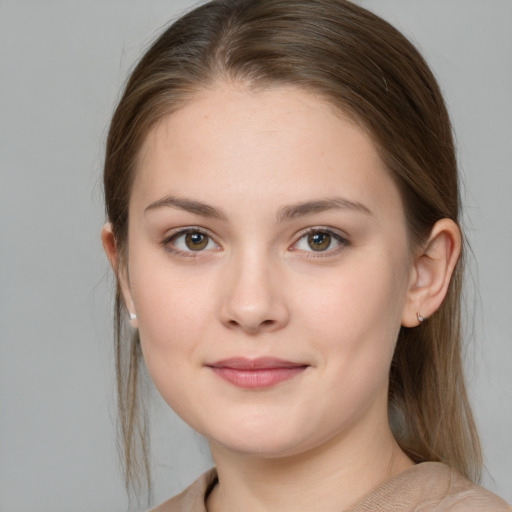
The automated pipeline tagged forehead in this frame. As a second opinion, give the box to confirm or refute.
[133,83,403,220]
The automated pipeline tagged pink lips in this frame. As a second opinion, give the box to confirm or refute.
[207,357,308,389]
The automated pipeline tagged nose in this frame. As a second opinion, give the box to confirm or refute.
[218,250,290,335]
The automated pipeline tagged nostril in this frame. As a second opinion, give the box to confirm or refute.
[226,317,276,333]
[219,283,290,333]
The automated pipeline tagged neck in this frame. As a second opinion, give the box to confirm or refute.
[206,418,414,512]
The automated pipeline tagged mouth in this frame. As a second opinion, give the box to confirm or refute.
[206,357,309,389]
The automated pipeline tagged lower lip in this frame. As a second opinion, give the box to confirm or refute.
[210,366,307,389]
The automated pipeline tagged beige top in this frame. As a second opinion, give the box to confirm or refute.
[150,462,511,511]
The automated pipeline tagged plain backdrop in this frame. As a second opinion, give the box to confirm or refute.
[1,1,511,510]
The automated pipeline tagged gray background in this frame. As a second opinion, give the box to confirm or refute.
[1,1,511,510]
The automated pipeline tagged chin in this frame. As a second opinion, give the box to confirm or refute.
[204,418,323,460]
[215,436,308,459]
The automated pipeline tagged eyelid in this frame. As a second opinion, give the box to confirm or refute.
[160,225,349,258]
[290,226,350,255]
[162,226,221,256]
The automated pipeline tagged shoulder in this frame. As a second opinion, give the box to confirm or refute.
[149,469,217,512]
[348,462,511,512]
[421,463,511,511]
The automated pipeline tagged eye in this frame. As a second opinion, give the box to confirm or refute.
[292,228,348,254]
[183,232,209,251]
[165,229,220,254]
[307,232,332,251]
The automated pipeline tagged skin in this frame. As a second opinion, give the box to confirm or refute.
[102,83,461,511]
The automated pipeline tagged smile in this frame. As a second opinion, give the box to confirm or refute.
[207,358,309,389]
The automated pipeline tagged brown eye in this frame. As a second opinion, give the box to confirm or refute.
[165,229,220,255]
[292,229,348,255]
[307,232,332,251]
[185,232,209,251]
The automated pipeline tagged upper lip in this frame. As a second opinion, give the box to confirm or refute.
[207,357,308,370]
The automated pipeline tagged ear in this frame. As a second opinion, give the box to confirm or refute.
[402,218,462,327]
[101,223,138,328]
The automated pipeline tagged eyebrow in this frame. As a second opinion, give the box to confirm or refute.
[144,194,373,221]
[276,197,373,222]
[144,195,228,220]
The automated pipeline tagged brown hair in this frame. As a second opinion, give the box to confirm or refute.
[104,0,481,495]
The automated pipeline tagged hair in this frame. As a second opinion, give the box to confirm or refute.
[103,0,482,495]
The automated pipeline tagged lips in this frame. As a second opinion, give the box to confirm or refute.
[207,357,308,389]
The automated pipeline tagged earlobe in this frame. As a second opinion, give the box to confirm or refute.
[402,219,462,327]
[101,223,138,327]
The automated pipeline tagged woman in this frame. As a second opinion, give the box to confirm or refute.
[101,0,511,510]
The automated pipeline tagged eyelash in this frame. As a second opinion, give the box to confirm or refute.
[291,227,350,258]
[162,227,220,258]
[161,226,349,258]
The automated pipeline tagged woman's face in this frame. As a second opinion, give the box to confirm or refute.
[122,84,415,459]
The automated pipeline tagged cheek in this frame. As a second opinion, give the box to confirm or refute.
[297,250,409,339]
[128,231,213,336]
[134,279,210,417]
[296,255,409,419]
[127,252,215,395]
[134,272,209,352]
[293,247,411,402]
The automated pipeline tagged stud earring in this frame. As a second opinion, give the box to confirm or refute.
[129,312,137,320]
[417,312,425,323]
